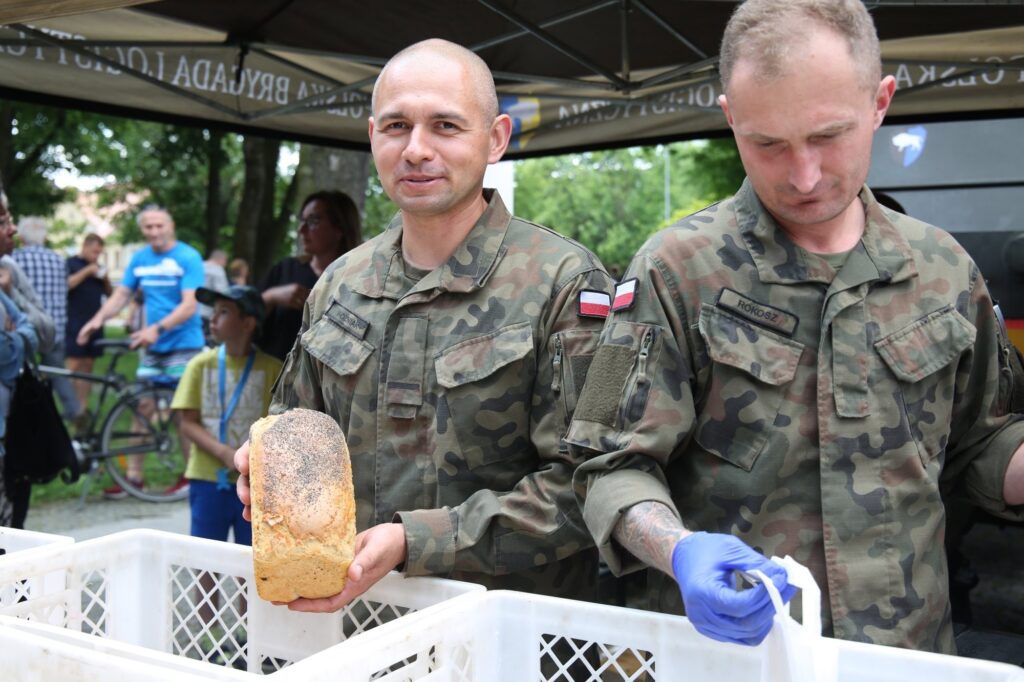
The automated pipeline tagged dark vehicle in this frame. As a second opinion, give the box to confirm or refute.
[868,116,1024,352]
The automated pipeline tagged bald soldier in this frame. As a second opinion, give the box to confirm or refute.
[567,0,1024,653]
[236,39,614,609]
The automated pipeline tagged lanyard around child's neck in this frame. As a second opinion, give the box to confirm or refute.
[218,344,256,444]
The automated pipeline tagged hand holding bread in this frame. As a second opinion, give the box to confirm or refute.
[247,408,357,602]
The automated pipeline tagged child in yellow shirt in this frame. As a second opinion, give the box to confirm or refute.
[172,285,282,545]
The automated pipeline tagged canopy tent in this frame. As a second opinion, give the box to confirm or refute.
[1,1,1022,158]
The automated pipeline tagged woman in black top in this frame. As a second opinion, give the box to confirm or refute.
[258,190,362,360]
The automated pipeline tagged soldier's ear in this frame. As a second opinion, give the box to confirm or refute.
[719,94,735,127]
[488,114,512,164]
[873,76,896,130]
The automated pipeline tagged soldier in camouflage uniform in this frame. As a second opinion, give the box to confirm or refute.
[567,0,1024,654]
[236,39,613,608]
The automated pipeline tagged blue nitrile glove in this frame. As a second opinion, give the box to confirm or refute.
[671,532,797,646]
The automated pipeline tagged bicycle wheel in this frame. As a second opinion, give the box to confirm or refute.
[101,384,187,502]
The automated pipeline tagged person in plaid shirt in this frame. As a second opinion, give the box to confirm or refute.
[13,216,83,424]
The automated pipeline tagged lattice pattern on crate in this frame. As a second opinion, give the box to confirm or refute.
[369,644,437,680]
[169,563,248,671]
[539,633,655,682]
[450,641,472,682]
[0,576,31,608]
[340,598,413,639]
[259,654,292,675]
[252,596,419,674]
[76,569,109,637]
[0,565,109,637]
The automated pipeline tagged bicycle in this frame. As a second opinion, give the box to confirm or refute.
[37,338,187,504]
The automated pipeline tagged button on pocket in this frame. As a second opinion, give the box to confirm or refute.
[875,306,975,463]
[694,304,804,471]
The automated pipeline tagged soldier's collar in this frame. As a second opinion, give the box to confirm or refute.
[735,181,916,286]
[352,189,510,300]
[435,188,508,294]
[859,187,917,284]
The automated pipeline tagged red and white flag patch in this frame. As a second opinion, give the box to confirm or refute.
[611,278,638,311]
[577,290,611,319]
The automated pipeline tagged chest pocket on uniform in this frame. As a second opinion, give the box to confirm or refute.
[434,322,534,468]
[695,304,804,471]
[875,306,975,464]
[301,300,374,379]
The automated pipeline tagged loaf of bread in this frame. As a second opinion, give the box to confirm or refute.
[249,408,356,602]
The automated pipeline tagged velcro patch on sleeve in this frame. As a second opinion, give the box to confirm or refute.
[573,344,636,427]
[716,288,799,337]
[611,278,638,312]
[578,290,611,319]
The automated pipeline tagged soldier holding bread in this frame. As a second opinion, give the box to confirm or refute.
[236,38,614,609]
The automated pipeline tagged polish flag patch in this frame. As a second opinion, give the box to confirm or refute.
[611,278,638,311]
[577,290,611,319]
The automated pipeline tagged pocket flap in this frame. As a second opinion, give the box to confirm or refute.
[301,302,374,377]
[875,306,976,382]
[698,305,804,386]
[435,322,533,388]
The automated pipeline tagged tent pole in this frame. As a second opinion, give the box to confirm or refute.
[476,0,629,90]
[470,0,618,52]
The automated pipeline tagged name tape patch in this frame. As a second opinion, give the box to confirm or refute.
[578,290,611,319]
[611,278,638,312]
[325,301,370,339]
[716,288,799,337]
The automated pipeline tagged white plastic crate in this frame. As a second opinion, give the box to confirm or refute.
[0,528,481,679]
[290,590,1024,682]
[0,527,73,559]
[1,527,73,612]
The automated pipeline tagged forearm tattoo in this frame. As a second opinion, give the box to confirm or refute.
[613,501,688,576]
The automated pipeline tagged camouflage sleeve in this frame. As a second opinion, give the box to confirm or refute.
[399,267,614,577]
[944,267,1024,519]
[268,299,326,415]
[567,251,698,575]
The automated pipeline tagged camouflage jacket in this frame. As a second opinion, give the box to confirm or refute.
[272,190,612,600]
[567,180,1024,653]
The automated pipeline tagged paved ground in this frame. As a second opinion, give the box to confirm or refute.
[24,494,189,541]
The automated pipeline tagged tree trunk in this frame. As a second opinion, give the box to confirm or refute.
[0,104,13,192]
[203,130,225,257]
[235,136,280,279]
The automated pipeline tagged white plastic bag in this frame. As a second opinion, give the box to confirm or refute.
[752,556,838,682]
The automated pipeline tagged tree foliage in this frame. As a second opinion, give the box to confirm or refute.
[514,138,743,274]
[0,99,743,278]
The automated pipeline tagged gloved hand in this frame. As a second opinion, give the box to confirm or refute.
[672,532,797,646]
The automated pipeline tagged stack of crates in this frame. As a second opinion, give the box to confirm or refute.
[2,528,1022,681]
[0,528,481,680]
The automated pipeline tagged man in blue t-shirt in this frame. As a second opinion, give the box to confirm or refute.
[78,204,205,498]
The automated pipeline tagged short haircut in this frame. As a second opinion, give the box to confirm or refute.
[83,233,105,247]
[17,216,48,246]
[301,190,363,255]
[228,257,249,279]
[719,0,881,92]
[136,204,173,228]
[372,38,500,123]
